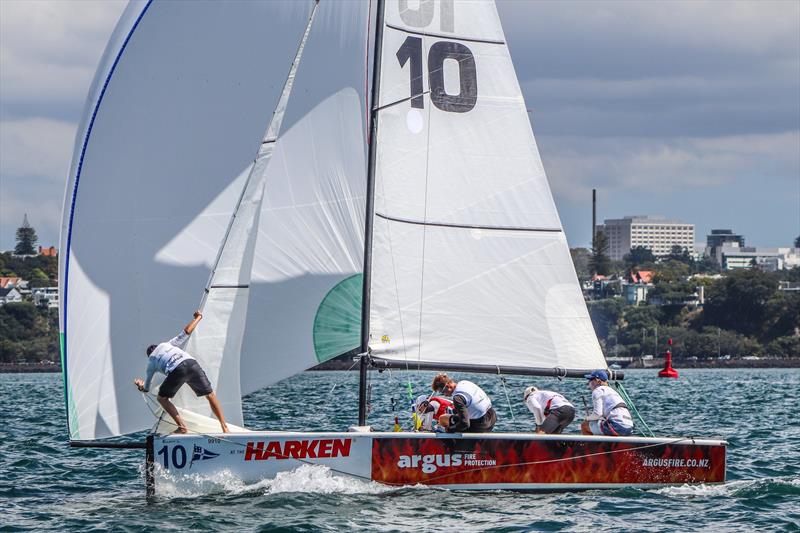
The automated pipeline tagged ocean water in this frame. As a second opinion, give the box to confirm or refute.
[2,369,799,532]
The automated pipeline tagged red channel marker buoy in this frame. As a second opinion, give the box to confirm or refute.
[658,338,679,378]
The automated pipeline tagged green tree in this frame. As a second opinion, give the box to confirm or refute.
[652,260,691,283]
[666,244,693,265]
[648,280,697,306]
[618,305,661,346]
[766,336,800,357]
[703,269,778,338]
[569,247,591,281]
[14,214,38,256]
[587,298,625,341]
[0,302,58,363]
[590,229,611,276]
[762,291,800,341]
[623,246,656,269]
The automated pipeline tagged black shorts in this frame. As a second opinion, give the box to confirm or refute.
[540,405,575,434]
[463,407,497,433]
[158,359,212,399]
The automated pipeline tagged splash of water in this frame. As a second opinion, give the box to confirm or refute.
[153,464,391,499]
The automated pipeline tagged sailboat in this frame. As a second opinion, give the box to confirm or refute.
[60,0,725,495]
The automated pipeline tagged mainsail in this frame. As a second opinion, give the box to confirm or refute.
[365,0,606,373]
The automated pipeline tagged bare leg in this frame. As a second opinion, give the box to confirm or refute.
[205,392,229,433]
[158,396,187,433]
[580,420,592,435]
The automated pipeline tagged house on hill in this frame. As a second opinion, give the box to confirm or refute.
[624,270,654,305]
[0,287,22,306]
[38,246,58,257]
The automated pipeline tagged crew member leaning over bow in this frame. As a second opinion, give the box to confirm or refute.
[431,373,496,433]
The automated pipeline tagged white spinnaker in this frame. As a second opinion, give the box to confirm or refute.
[59,1,313,440]
[240,1,370,396]
[368,0,605,371]
[176,1,321,425]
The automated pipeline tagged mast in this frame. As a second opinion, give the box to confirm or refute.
[358,0,385,426]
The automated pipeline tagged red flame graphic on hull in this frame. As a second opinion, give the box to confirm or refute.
[371,437,725,486]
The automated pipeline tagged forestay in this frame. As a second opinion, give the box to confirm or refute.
[59,0,315,441]
[368,0,606,372]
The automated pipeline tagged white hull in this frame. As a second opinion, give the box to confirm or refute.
[147,431,726,496]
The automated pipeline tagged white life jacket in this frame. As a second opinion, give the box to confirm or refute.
[453,380,492,420]
[593,385,633,428]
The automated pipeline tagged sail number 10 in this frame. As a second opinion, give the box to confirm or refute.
[157,444,187,469]
[396,36,477,114]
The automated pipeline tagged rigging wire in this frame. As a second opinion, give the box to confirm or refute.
[497,369,516,423]
[613,381,655,438]
[327,357,360,399]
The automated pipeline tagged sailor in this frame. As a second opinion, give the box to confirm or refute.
[523,386,576,434]
[580,369,633,437]
[414,393,454,431]
[431,373,496,433]
[133,310,229,434]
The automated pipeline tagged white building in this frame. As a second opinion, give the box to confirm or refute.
[597,216,695,261]
[720,244,800,271]
[0,287,22,306]
[32,287,59,309]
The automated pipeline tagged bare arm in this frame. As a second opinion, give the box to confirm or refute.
[184,310,203,335]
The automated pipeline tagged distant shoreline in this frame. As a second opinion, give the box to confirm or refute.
[2,358,798,374]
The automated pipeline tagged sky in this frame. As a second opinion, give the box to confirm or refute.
[1,0,798,251]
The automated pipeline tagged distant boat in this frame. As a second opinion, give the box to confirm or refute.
[61,0,725,496]
[609,363,622,370]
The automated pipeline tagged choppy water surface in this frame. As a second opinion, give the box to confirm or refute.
[2,369,799,531]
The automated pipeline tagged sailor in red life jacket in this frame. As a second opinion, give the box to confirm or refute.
[431,373,496,433]
[414,394,454,431]
[523,386,576,434]
[580,369,634,436]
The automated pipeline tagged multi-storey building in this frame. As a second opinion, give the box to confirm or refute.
[719,244,800,271]
[597,215,694,261]
[706,229,745,264]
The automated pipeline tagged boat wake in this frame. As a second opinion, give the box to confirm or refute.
[153,464,392,499]
[650,476,800,498]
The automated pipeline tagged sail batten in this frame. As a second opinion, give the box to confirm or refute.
[375,212,564,233]
[384,23,506,45]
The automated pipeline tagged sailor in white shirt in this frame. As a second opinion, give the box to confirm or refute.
[134,310,229,434]
[431,373,496,433]
[523,386,576,434]
[580,369,634,436]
